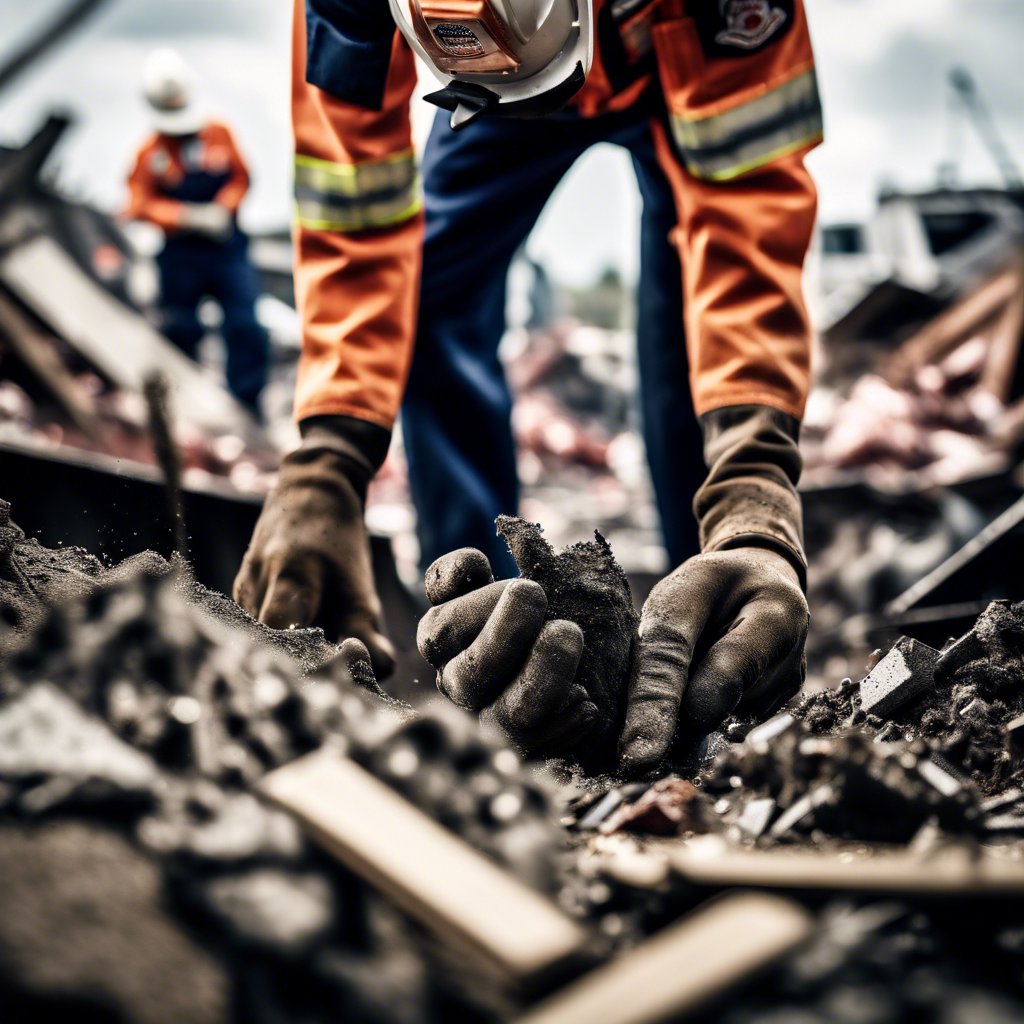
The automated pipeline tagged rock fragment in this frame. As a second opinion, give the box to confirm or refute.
[496,516,638,770]
[859,637,939,717]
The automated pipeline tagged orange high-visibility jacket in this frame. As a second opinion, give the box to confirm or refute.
[127,121,251,232]
[292,0,822,430]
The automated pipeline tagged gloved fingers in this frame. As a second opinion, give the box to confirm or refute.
[335,612,397,680]
[682,601,803,728]
[328,637,387,696]
[232,552,263,617]
[438,579,548,711]
[416,579,513,668]
[481,620,591,753]
[258,556,324,631]
[618,584,713,776]
[424,548,494,606]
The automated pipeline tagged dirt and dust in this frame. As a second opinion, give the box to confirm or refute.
[0,499,563,1023]
[4,495,1024,1021]
[496,515,638,769]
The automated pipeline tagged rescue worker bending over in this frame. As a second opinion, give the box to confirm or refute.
[127,49,270,417]
[236,0,821,774]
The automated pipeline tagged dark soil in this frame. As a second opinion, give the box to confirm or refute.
[496,516,638,770]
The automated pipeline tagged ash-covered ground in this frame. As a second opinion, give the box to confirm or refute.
[3,494,1024,1023]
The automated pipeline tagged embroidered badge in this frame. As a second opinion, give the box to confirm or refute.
[714,0,786,50]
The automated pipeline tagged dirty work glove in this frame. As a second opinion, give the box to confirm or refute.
[619,405,810,775]
[233,416,396,677]
[416,550,605,760]
[179,202,232,241]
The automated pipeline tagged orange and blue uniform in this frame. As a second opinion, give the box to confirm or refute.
[291,0,822,574]
[127,121,269,413]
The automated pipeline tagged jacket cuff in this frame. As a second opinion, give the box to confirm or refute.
[694,404,807,588]
[298,413,392,495]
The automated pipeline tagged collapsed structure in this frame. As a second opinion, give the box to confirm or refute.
[2,496,1024,1023]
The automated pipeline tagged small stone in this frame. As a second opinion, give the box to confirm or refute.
[169,696,202,726]
[859,637,940,718]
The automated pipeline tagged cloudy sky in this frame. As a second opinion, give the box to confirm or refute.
[3,0,1024,286]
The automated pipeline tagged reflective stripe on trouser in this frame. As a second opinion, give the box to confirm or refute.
[402,104,703,577]
[669,68,823,182]
[294,150,422,231]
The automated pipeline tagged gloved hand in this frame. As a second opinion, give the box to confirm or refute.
[619,404,811,775]
[179,202,233,241]
[233,417,396,677]
[419,405,810,773]
[618,547,808,775]
[416,548,605,760]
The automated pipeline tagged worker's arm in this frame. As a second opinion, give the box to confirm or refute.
[125,138,188,232]
[234,0,422,676]
[617,0,821,772]
[418,3,820,769]
[648,0,821,421]
[210,123,251,214]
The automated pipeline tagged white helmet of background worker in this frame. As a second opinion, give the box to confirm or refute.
[143,48,205,137]
[389,0,594,129]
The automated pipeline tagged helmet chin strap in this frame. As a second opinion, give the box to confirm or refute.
[425,61,586,130]
[424,81,498,130]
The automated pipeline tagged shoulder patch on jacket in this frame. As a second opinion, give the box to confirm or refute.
[691,0,793,57]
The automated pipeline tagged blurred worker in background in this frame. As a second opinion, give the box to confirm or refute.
[126,48,269,417]
[237,0,822,775]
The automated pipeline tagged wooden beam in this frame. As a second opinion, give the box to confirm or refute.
[260,748,588,987]
[516,893,811,1024]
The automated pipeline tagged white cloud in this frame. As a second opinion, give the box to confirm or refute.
[1,0,1021,282]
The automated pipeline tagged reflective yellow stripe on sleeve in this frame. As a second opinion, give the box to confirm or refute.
[294,149,422,232]
[670,68,823,182]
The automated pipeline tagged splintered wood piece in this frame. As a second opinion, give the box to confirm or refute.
[667,835,1024,895]
[516,892,811,1024]
[259,748,586,985]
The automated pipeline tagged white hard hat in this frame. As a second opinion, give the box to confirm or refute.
[389,0,594,129]
[143,48,204,136]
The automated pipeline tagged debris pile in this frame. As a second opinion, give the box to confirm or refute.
[0,505,563,1022]
[716,901,1024,1024]
[702,717,982,845]
[796,600,1024,796]
[4,496,1024,1021]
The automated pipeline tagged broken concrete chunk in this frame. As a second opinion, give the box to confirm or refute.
[601,778,702,837]
[735,797,776,841]
[0,682,158,794]
[859,637,940,718]
[768,785,835,840]
[981,789,1023,814]
[746,713,798,747]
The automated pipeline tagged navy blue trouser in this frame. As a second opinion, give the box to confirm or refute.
[402,102,707,579]
[158,233,270,414]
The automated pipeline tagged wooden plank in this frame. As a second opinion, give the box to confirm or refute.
[0,289,103,438]
[516,893,811,1024]
[667,834,1024,896]
[259,748,587,986]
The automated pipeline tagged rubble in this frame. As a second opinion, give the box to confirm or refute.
[796,599,1024,795]
[0,501,564,1021]
[858,636,939,716]
[3,496,1024,1020]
